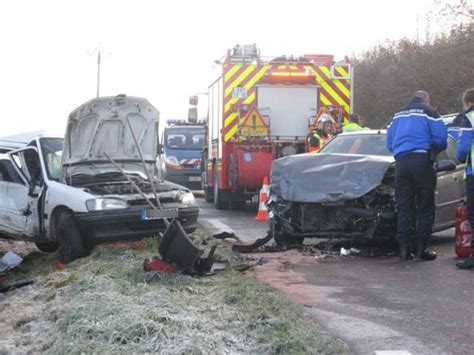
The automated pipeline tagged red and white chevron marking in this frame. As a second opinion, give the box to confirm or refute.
[179,159,202,165]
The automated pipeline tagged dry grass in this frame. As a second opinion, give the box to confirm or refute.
[0,230,345,354]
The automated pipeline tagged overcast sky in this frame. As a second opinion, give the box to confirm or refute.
[1,0,442,137]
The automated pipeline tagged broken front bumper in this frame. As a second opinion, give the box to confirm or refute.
[74,205,199,243]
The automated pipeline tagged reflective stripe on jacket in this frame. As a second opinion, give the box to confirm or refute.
[307,132,322,152]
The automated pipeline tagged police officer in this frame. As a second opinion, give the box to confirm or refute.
[454,88,474,269]
[387,90,447,261]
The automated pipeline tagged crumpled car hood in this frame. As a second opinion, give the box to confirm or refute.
[270,153,394,203]
[61,95,159,179]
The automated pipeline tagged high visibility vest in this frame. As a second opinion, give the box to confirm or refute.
[465,111,474,174]
[307,132,322,152]
[343,122,368,133]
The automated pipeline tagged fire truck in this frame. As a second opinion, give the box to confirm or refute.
[202,44,353,209]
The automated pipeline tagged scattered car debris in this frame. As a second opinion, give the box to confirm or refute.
[212,231,243,244]
[340,247,361,256]
[0,280,34,293]
[0,251,23,273]
[231,231,274,253]
[143,257,178,273]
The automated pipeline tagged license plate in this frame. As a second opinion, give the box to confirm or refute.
[189,176,201,182]
[141,208,179,220]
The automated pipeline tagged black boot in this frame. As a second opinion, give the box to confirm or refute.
[415,242,437,261]
[399,244,413,261]
[456,255,474,269]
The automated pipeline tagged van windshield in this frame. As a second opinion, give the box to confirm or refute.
[164,127,205,150]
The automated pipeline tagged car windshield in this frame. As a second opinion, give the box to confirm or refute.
[164,127,205,150]
[40,137,64,181]
[319,133,391,156]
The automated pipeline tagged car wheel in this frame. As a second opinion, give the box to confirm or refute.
[35,241,59,253]
[204,185,214,203]
[57,212,87,262]
[213,176,228,210]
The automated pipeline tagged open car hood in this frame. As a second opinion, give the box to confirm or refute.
[61,95,159,179]
[270,153,394,203]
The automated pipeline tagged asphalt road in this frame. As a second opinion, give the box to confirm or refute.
[197,197,474,355]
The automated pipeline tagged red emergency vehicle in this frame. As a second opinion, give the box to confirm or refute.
[202,44,353,209]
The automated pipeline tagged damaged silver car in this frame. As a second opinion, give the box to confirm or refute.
[268,130,464,244]
[0,95,199,261]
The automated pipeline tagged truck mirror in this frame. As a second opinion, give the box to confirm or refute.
[189,95,199,106]
[157,143,164,155]
[188,108,198,123]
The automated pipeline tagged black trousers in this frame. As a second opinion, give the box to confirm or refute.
[466,175,474,248]
[395,153,436,246]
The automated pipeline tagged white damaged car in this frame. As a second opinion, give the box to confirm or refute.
[0,95,199,261]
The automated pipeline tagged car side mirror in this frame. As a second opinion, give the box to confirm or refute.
[434,159,456,172]
[157,143,164,155]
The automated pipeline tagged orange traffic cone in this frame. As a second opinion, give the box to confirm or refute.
[255,176,269,221]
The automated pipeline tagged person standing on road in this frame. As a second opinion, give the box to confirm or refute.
[387,90,447,261]
[454,88,474,269]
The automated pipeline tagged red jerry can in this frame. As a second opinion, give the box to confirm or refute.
[455,204,473,258]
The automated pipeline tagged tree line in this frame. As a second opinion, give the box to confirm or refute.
[353,1,473,128]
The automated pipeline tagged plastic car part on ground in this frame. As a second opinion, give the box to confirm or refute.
[340,247,361,256]
[0,251,23,274]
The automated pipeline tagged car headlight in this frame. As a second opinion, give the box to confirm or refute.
[165,156,181,170]
[86,198,129,211]
[179,192,196,205]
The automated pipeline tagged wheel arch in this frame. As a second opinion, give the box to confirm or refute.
[49,205,74,242]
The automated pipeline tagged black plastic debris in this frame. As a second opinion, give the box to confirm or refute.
[158,219,202,271]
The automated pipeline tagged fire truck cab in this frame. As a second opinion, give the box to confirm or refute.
[203,44,353,209]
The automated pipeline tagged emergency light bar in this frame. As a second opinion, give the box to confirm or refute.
[166,119,187,125]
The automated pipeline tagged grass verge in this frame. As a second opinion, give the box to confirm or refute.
[0,229,345,354]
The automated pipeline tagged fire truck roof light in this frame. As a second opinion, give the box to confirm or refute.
[166,119,187,125]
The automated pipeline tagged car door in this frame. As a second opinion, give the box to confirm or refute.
[0,158,28,235]
[433,136,465,230]
[5,147,43,237]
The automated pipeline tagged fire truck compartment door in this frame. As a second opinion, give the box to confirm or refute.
[257,86,318,138]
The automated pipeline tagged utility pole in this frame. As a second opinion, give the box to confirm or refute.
[88,44,110,98]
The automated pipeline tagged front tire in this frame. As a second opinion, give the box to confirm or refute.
[272,219,304,246]
[57,212,87,262]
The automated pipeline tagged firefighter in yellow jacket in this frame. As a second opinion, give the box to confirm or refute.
[306,115,334,153]
[343,113,369,132]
